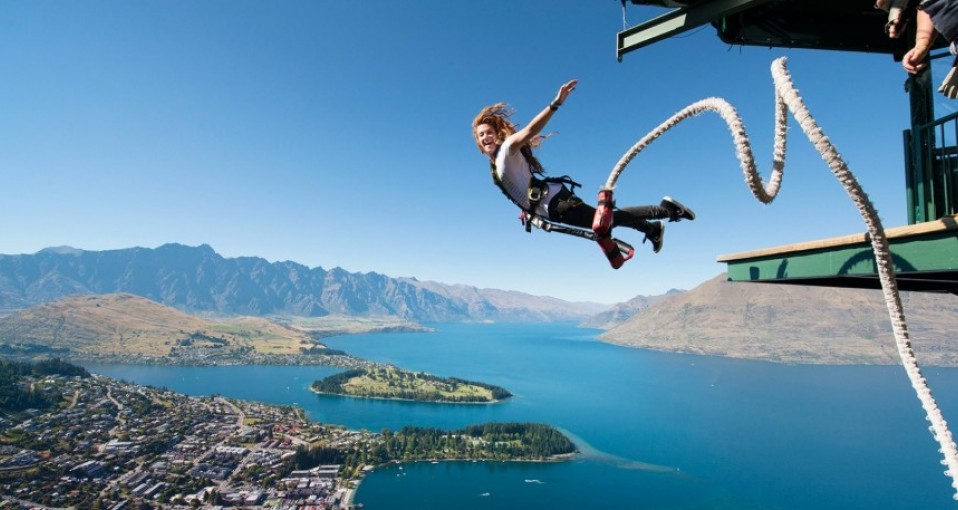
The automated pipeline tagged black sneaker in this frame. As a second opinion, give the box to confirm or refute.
[661,196,696,222]
[643,221,665,253]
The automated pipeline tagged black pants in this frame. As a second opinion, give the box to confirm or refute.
[547,186,669,235]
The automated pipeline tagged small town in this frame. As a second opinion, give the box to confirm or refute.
[0,372,376,510]
[0,362,576,510]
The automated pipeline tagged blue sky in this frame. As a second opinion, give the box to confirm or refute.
[1,1,950,304]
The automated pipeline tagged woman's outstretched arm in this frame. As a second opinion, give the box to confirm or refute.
[507,80,578,153]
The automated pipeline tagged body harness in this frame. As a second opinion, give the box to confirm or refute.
[488,157,635,269]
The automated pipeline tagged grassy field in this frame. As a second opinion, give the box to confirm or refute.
[276,315,432,338]
[0,295,444,365]
[336,366,499,403]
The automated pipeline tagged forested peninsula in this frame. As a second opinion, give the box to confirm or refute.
[296,422,577,466]
[0,358,90,412]
[311,366,512,403]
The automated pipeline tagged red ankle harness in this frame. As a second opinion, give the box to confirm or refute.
[592,189,634,269]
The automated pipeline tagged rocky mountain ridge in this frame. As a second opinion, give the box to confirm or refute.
[5,245,956,367]
[0,244,606,322]
[601,274,958,366]
[581,288,685,329]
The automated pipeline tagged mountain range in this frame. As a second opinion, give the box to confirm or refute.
[0,244,605,322]
[1,244,956,367]
[601,274,958,366]
[580,288,685,329]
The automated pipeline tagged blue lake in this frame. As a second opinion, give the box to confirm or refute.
[82,322,958,509]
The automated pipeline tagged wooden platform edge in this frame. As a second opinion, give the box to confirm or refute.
[716,215,958,262]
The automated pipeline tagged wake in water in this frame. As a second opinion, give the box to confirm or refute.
[558,427,679,474]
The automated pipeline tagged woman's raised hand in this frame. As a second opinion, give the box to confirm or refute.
[554,80,578,106]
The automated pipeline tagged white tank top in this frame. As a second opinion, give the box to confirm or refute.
[494,137,561,217]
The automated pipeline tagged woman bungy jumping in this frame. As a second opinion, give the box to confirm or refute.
[472,80,695,266]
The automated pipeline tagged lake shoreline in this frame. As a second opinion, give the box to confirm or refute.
[348,453,579,508]
[309,387,506,405]
[77,321,958,510]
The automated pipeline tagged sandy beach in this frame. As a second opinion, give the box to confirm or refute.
[341,485,357,509]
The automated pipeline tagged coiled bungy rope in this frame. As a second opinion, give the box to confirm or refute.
[603,56,958,501]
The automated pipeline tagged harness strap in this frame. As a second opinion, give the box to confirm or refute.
[529,216,634,269]
[491,168,584,232]
[488,154,630,267]
[592,188,615,237]
[489,162,550,232]
[490,162,537,230]
[540,175,581,190]
[525,177,546,232]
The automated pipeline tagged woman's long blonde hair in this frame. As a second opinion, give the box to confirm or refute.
[472,102,545,173]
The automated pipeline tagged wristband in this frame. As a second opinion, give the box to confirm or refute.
[549,101,561,111]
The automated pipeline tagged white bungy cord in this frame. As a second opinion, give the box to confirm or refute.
[604,56,958,501]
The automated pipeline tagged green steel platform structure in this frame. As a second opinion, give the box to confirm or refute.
[619,0,958,294]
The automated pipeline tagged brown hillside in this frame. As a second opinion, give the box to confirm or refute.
[600,274,958,366]
[0,293,315,357]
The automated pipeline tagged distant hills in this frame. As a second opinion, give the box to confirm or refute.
[1,244,956,367]
[0,244,606,322]
[0,293,316,359]
[601,274,958,366]
[580,288,685,330]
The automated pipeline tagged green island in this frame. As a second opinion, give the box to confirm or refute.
[311,366,513,403]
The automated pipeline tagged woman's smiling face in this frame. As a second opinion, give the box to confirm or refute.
[474,123,499,156]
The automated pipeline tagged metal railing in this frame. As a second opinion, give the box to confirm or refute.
[905,110,958,224]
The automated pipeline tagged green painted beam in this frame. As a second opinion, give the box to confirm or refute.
[617,0,772,60]
[720,226,958,293]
